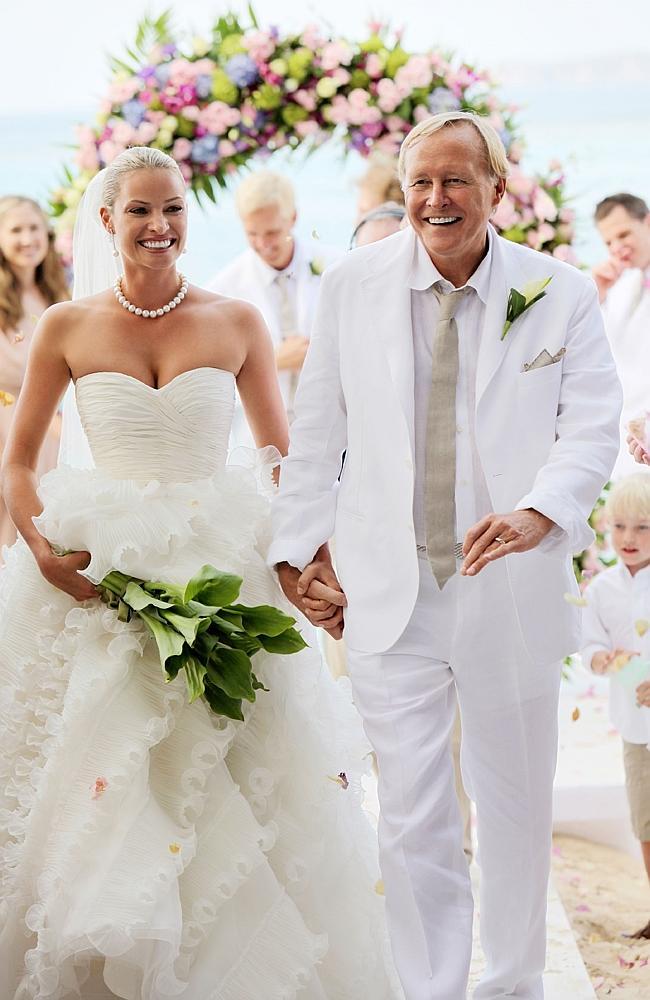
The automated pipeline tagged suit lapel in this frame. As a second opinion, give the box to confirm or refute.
[360,229,417,451]
[476,235,525,406]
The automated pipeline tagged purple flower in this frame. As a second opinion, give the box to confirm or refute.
[195,74,213,100]
[122,99,147,128]
[427,88,461,114]
[224,54,259,88]
[162,44,177,57]
[191,135,220,164]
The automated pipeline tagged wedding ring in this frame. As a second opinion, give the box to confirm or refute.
[494,535,506,544]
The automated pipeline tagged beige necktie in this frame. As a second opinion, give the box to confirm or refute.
[424,285,470,588]
[275,272,299,411]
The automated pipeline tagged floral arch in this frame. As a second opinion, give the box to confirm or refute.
[49,9,576,264]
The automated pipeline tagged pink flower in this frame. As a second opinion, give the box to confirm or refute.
[414,104,432,124]
[552,244,579,266]
[491,193,519,230]
[172,138,193,161]
[533,187,558,222]
[295,120,321,139]
[136,122,158,144]
[376,78,404,114]
[179,163,193,181]
[293,89,317,112]
[365,53,384,79]
[99,140,122,165]
[325,96,352,125]
[180,105,200,121]
[243,30,276,62]
[198,101,241,136]
[507,168,536,199]
[145,110,167,127]
[111,121,138,146]
[219,139,236,157]
[332,68,351,87]
[106,78,140,104]
[168,59,199,87]
[320,41,354,70]
[75,145,100,171]
[395,55,432,91]
[300,23,326,50]
[91,777,108,799]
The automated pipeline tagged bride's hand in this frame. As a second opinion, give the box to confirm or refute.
[37,548,99,602]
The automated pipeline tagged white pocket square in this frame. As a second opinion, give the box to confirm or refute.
[522,347,566,373]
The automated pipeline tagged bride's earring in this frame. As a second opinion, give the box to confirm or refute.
[108,229,119,258]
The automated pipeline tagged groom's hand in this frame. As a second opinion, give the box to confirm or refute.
[276,545,347,638]
[460,509,554,577]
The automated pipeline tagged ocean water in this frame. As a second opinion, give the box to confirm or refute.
[1,78,648,284]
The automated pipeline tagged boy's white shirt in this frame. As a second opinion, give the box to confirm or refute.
[581,560,650,745]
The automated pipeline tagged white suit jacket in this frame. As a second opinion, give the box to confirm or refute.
[268,228,622,659]
[600,269,650,477]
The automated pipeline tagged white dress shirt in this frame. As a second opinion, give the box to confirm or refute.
[581,561,650,744]
[601,270,650,478]
[410,230,494,548]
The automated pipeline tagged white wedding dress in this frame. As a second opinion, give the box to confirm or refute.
[0,368,400,1000]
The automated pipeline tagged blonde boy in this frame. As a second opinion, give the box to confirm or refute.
[581,473,650,937]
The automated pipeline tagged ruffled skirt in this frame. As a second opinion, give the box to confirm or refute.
[0,461,400,1000]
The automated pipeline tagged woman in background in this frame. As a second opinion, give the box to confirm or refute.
[0,196,69,551]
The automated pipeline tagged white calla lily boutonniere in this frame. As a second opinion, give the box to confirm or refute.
[309,257,325,277]
[501,276,553,340]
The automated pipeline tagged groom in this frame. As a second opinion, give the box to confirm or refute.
[268,112,621,999]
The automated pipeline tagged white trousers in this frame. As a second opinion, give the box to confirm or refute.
[346,557,561,1000]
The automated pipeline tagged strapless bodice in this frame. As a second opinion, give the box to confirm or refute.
[75,368,236,483]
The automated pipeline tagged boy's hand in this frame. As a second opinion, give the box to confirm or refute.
[591,650,616,674]
[636,681,650,708]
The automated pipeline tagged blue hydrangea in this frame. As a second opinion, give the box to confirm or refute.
[191,135,220,164]
[427,88,462,114]
[224,54,259,88]
[154,64,172,88]
[122,99,147,128]
[195,74,213,100]
[498,127,513,151]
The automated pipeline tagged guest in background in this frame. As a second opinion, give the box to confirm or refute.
[349,202,406,249]
[581,474,650,938]
[594,193,650,477]
[209,171,341,447]
[0,196,68,552]
[354,153,404,222]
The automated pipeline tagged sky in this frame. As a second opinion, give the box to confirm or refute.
[3,0,649,114]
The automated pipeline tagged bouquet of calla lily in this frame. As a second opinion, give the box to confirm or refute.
[501,276,552,340]
[98,564,308,720]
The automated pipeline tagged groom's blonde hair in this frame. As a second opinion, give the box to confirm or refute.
[398,111,509,185]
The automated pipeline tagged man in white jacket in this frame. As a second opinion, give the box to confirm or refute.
[593,193,650,477]
[209,171,340,446]
[268,112,622,999]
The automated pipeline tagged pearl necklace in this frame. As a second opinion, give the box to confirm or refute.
[113,273,188,318]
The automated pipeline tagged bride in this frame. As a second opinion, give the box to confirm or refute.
[0,147,400,1000]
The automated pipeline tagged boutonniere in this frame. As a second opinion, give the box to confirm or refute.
[309,257,325,277]
[501,276,552,340]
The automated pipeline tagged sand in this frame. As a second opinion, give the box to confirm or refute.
[552,835,650,997]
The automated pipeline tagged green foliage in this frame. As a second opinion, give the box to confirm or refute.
[99,565,307,720]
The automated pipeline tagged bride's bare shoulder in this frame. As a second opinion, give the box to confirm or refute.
[34,292,115,346]
[195,286,267,331]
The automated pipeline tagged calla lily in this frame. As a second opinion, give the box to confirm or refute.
[501,276,552,340]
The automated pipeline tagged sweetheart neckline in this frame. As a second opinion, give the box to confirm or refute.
[74,367,236,393]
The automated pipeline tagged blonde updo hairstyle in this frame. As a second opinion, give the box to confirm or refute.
[101,146,185,212]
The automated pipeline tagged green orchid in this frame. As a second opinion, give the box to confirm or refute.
[501,276,552,340]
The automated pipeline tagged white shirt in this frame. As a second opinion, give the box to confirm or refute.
[581,561,650,744]
[601,269,650,478]
[209,236,342,447]
[410,230,493,547]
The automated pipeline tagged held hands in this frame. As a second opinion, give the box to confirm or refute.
[275,336,310,372]
[591,649,635,675]
[460,508,554,577]
[37,546,98,602]
[276,544,347,639]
